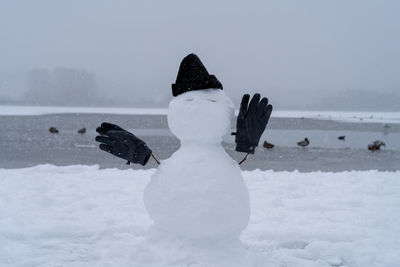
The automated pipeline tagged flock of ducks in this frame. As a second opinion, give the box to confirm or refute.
[263,136,386,152]
[49,126,387,152]
[49,127,86,135]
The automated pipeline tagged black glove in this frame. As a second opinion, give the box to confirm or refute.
[95,122,152,166]
[234,93,273,154]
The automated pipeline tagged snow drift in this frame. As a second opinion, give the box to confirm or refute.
[0,165,399,266]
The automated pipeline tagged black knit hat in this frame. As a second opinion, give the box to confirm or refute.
[171,54,223,97]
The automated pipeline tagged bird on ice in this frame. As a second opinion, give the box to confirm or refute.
[77,128,86,134]
[263,140,275,149]
[95,53,273,242]
[297,138,310,148]
[368,140,385,151]
[49,127,59,134]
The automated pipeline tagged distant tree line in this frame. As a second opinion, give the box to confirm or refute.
[1,67,398,110]
[23,67,99,106]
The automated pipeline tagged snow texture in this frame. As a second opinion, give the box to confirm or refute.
[144,89,250,240]
[1,105,400,124]
[0,105,168,116]
[1,165,399,267]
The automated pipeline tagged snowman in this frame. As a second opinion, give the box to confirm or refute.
[95,54,272,242]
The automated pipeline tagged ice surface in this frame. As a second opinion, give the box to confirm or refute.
[144,90,250,240]
[1,113,399,171]
[1,165,399,266]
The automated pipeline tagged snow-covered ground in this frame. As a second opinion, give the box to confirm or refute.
[1,105,400,124]
[272,110,400,124]
[0,105,168,116]
[1,165,399,267]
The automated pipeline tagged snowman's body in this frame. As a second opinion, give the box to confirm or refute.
[144,89,250,240]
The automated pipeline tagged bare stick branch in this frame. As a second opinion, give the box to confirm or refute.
[238,153,249,165]
[151,153,161,165]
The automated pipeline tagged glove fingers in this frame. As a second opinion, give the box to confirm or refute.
[95,135,114,145]
[263,104,273,121]
[101,122,123,130]
[248,93,261,114]
[96,126,108,135]
[258,97,269,116]
[259,97,269,108]
[239,94,250,116]
[96,122,124,134]
[99,144,113,153]
[107,130,136,141]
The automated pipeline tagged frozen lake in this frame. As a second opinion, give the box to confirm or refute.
[1,112,399,171]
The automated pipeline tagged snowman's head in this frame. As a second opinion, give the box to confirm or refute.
[168,89,234,143]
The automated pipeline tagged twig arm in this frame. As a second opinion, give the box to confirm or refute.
[238,153,249,165]
[151,153,161,165]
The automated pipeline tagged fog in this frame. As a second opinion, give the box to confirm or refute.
[1,0,399,110]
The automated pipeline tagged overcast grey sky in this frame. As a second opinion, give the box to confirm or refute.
[1,0,399,109]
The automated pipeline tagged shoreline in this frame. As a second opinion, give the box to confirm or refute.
[1,105,400,124]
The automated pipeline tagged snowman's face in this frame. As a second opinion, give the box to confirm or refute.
[168,89,234,143]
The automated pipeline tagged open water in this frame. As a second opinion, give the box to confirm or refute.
[1,113,399,171]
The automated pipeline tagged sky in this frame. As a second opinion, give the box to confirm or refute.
[0,0,399,110]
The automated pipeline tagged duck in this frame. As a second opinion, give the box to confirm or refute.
[297,138,309,148]
[78,128,87,134]
[338,135,345,140]
[49,127,59,134]
[368,140,385,151]
[263,140,274,149]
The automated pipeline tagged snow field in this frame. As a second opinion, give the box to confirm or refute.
[1,105,400,124]
[0,165,399,267]
[243,169,400,267]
